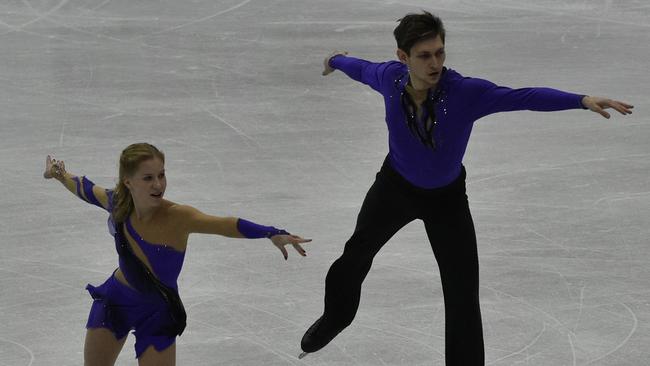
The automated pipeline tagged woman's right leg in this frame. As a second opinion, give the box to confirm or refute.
[302,171,416,352]
[84,328,127,366]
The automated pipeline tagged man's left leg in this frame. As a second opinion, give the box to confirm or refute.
[424,192,484,366]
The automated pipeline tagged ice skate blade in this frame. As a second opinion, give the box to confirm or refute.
[299,351,309,359]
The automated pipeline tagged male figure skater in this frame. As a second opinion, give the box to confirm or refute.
[300,11,633,365]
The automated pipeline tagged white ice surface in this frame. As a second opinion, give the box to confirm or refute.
[1,0,649,365]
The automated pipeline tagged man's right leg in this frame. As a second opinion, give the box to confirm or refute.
[302,172,416,353]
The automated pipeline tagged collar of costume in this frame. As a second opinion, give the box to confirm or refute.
[394,66,449,96]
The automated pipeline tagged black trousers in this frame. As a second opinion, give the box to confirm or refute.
[323,157,484,365]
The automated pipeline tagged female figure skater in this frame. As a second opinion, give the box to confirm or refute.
[300,11,633,365]
[43,142,310,366]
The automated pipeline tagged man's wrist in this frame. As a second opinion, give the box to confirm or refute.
[328,54,343,68]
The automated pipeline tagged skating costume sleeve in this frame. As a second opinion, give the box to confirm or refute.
[105,189,116,237]
[71,176,112,212]
[329,55,402,93]
[236,218,289,239]
[464,77,587,121]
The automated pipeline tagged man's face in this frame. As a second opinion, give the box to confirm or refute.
[397,34,446,89]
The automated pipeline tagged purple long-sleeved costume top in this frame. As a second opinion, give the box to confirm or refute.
[329,55,586,188]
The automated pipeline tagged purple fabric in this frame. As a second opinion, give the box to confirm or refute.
[73,176,103,208]
[86,274,176,359]
[329,55,586,188]
[72,176,82,200]
[82,176,102,207]
[122,217,185,290]
[237,218,289,238]
[106,190,116,236]
[81,186,186,354]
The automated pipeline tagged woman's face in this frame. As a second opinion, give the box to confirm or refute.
[124,157,166,209]
[397,35,446,90]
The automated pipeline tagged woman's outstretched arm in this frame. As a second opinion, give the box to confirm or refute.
[177,205,311,260]
[43,155,111,210]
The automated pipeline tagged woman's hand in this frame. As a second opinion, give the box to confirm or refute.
[44,155,66,180]
[581,96,634,119]
[270,234,312,260]
[322,50,348,76]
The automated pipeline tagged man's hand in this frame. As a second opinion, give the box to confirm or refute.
[323,50,348,76]
[581,96,634,119]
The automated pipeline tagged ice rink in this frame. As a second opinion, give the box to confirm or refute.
[1,0,649,365]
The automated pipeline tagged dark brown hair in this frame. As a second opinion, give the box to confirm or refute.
[394,11,446,55]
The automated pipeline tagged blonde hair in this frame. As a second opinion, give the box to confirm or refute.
[112,143,165,223]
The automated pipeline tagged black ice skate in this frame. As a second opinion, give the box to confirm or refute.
[299,315,341,359]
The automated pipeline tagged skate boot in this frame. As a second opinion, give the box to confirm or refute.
[299,315,341,359]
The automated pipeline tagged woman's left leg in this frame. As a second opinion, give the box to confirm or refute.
[423,193,484,366]
[138,343,175,366]
[134,310,178,365]
[83,327,128,366]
